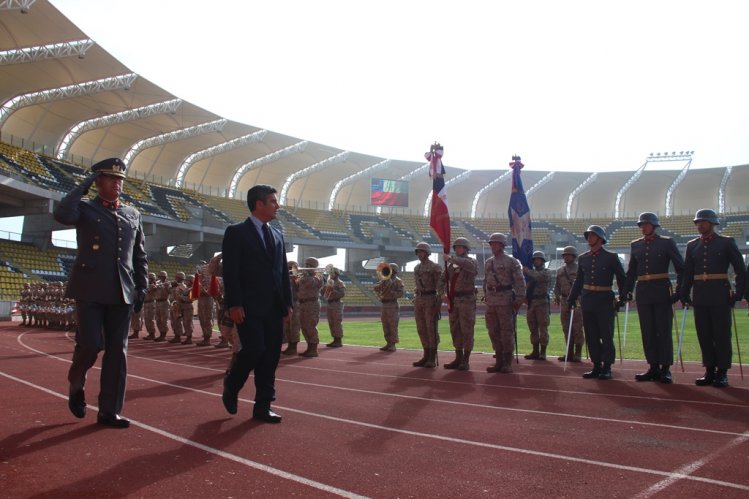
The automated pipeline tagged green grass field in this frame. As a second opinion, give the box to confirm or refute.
[319,308,749,363]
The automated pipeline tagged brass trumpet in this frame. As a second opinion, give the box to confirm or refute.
[376,262,393,281]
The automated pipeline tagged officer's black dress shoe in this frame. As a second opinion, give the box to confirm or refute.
[97,413,130,428]
[252,408,282,424]
[713,369,729,388]
[660,369,673,384]
[582,366,602,379]
[635,367,660,382]
[68,389,86,419]
[695,367,716,386]
[597,366,613,380]
[222,387,238,415]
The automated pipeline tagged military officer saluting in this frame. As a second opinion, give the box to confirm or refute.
[681,209,747,388]
[625,212,684,383]
[567,225,626,380]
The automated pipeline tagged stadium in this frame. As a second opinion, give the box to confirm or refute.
[1,2,748,497]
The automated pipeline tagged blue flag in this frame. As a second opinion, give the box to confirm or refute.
[508,156,533,268]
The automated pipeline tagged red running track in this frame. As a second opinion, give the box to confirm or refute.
[1,321,748,497]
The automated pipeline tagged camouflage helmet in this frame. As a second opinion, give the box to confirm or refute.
[532,250,546,262]
[175,271,185,280]
[562,246,578,257]
[693,208,720,225]
[184,274,194,282]
[304,257,319,268]
[414,241,432,256]
[637,212,660,228]
[148,272,156,279]
[287,260,298,269]
[389,263,399,275]
[488,232,508,245]
[452,237,470,251]
[158,271,168,278]
[583,225,607,244]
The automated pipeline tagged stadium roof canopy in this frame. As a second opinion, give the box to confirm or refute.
[1,1,747,220]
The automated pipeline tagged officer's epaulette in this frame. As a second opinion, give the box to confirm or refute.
[630,237,644,244]
[687,236,700,245]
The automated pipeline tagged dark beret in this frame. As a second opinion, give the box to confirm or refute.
[92,158,126,178]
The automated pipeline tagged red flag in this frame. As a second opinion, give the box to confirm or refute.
[209,275,219,297]
[426,143,450,254]
[190,272,200,300]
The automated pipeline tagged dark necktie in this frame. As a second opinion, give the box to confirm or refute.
[262,223,275,261]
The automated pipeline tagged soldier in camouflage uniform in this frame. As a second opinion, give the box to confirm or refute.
[180,274,196,344]
[443,237,478,370]
[524,251,552,360]
[297,257,324,357]
[413,242,445,368]
[196,263,215,346]
[554,246,584,362]
[153,271,170,341]
[128,302,143,339]
[374,263,404,351]
[324,267,346,348]
[20,283,31,326]
[168,272,186,343]
[484,233,526,374]
[142,273,157,339]
[281,261,301,355]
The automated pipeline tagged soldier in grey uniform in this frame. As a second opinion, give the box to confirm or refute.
[297,257,324,357]
[524,251,552,360]
[625,212,685,383]
[153,271,170,341]
[444,237,478,370]
[484,233,526,373]
[282,260,301,355]
[681,209,747,388]
[53,157,147,428]
[324,267,346,348]
[554,246,584,362]
[567,225,626,380]
[374,263,404,351]
[142,272,157,339]
[168,272,186,343]
[413,242,445,368]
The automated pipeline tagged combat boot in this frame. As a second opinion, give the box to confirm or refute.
[154,333,167,342]
[444,350,463,369]
[412,348,428,367]
[281,342,298,355]
[524,344,540,360]
[168,336,182,343]
[713,369,729,388]
[300,343,319,358]
[500,352,514,373]
[214,338,229,349]
[695,366,716,386]
[181,336,193,345]
[326,338,343,348]
[573,343,583,362]
[196,338,211,346]
[635,364,660,382]
[380,342,396,352]
[486,351,503,372]
[143,333,156,340]
[424,348,438,368]
[557,343,572,362]
[459,350,471,371]
[128,332,139,339]
[538,344,547,360]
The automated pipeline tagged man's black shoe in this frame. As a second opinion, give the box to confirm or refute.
[68,389,86,419]
[598,366,613,380]
[222,387,238,415]
[97,413,130,428]
[582,366,602,379]
[660,369,673,384]
[635,367,660,382]
[695,367,716,386]
[713,369,729,388]
[252,409,282,424]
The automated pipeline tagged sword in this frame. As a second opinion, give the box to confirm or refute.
[677,306,687,372]
[564,307,575,372]
[615,301,623,365]
[622,301,629,350]
[513,310,519,364]
[732,305,744,380]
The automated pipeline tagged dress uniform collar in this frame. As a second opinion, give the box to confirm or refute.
[99,197,119,210]
[643,234,657,243]
[700,232,716,243]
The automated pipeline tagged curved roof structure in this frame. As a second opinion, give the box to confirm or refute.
[1,1,748,219]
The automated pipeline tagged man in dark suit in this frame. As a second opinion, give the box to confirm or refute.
[221,184,292,423]
[625,212,684,384]
[567,225,626,380]
[54,158,148,428]
[681,209,746,388]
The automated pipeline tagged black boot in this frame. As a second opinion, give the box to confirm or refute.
[695,367,716,386]
[582,363,602,379]
[713,368,729,388]
[660,365,673,384]
[635,364,660,382]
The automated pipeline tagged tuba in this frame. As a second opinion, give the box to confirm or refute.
[376,262,393,281]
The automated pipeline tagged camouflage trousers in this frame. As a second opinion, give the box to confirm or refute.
[131,309,143,333]
[485,303,515,353]
[448,297,476,350]
[197,296,214,339]
[326,301,344,339]
[170,303,183,337]
[180,303,194,339]
[298,300,320,344]
[155,301,169,336]
[380,303,400,345]
[526,300,550,346]
[560,305,584,346]
[414,296,440,349]
[283,301,301,343]
[143,301,156,335]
